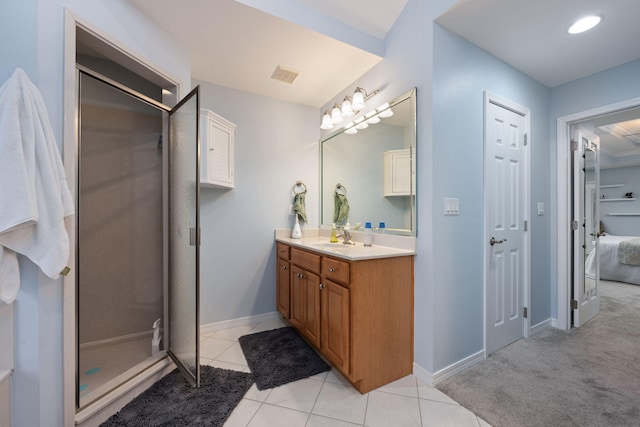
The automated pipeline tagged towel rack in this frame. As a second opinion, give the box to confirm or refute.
[292,180,307,195]
[335,183,347,195]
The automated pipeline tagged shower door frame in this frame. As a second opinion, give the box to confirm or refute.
[62,13,194,426]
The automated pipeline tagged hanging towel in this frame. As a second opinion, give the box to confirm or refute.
[0,68,74,304]
[292,192,307,223]
[333,191,350,225]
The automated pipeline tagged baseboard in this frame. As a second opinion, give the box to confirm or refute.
[200,311,281,335]
[551,318,560,329]
[531,318,553,335]
[413,349,485,387]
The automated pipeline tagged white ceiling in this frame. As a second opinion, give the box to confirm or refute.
[128,0,406,108]
[128,0,640,158]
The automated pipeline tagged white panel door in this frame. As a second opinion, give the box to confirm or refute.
[485,97,528,355]
[572,127,600,327]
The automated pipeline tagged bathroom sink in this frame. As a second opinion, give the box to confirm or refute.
[309,242,355,252]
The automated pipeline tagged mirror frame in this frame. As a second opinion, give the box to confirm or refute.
[320,87,417,236]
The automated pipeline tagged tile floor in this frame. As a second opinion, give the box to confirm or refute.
[200,318,491,427]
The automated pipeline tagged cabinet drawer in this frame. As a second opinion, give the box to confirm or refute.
[277,243,290,260]
[291,248,321,274]
[322,257,350,286]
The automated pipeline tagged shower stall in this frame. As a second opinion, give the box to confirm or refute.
[76,64,200,410]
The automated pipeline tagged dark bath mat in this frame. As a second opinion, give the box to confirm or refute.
[100,365,254,427]
[239,326,330,390]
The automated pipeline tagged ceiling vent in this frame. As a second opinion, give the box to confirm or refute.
[270,65,299,84]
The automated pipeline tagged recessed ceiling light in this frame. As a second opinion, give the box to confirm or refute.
[568,15,602,34]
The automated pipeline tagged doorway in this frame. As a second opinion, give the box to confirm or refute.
[484,92,531,355]
[556,96,640,330]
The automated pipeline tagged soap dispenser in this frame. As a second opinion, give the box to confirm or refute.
[330,223,338,243]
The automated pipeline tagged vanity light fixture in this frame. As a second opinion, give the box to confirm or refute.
[568,15,602,34]
[344,123,358,134]
[355,117,369,130]
[342,101,395,135]
[319,86,379,129]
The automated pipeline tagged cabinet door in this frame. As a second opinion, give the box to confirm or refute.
[290,265,305,330]
[303,271,321,348]
[276,259,291,318]
[321,279,350,374]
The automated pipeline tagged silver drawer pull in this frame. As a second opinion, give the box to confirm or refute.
[282,265,287,270]
[328,268,336,272]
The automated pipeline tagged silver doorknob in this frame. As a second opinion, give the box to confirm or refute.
[490,237,507,246]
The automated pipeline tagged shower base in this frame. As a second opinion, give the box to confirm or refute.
[79,335,163,409]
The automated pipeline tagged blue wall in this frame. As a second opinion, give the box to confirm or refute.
[549,58,640,318]
[600,166,640,237]
[195,80,319,325]
[432,25,551,369]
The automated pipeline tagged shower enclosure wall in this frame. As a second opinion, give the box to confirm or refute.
[77,71,165,408]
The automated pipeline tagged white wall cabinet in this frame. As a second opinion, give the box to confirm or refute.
[200,109,236,189]
[383,148,414,196]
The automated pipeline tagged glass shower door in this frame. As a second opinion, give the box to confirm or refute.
[168,87,201,387]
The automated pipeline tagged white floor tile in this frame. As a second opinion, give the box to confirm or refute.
[376,374,419,398]
[210,325,255,341]
[248,318,289,333]
[312,381,368,425]
[223,398,261,427]
[246,403,309,427]
[265,378,323,412]
[201,358,250,373]
[420,399,480,427]
[308,370,329,382]
[200,336,235,359]
[215,342,249,365]
[365,390,421,427]
[243,383,273,403]
[324,369,351,386]
[306,414,362,427]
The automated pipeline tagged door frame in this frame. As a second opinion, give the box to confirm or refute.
[555,96,640,330]
[483,91,531,356]
[62,11,184,426]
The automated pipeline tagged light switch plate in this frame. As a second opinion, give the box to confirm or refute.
[537,202,544,216]
[444,198,460,215]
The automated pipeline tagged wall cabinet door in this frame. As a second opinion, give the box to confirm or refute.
[321,279,350,374]
[200,109,236,189]
[276,259,290,318]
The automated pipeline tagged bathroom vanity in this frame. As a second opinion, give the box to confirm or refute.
[275,232,415,393]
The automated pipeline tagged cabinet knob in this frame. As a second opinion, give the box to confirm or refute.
[282,265,287,270]
[328,268,336,272]
[319,283,325,289]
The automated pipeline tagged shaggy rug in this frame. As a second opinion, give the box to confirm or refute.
[239,326,330,390]
[437,280,640,427]
[100,365,254,427]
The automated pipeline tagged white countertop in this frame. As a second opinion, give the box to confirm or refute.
[275,229,416,261]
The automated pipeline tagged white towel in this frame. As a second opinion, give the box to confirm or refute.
[0,68,74,304]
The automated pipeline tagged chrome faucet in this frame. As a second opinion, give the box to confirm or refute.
[337,228,355,245]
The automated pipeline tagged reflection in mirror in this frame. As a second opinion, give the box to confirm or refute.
[321,88,416,236]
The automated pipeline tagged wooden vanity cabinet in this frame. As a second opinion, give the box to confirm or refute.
[276,241,414,394]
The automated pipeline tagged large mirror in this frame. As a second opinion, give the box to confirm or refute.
[321,88,417,236]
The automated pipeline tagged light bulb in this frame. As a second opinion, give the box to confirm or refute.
[341,96,354,117]
[355,118,368,130]
[366,112,380,124]
[352,88,365,110]
[345,123,358,134]
[320,112,334,130]
[331,104,342,124]
[378,103,394,118]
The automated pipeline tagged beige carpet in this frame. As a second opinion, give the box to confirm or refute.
[437,280,640,427]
